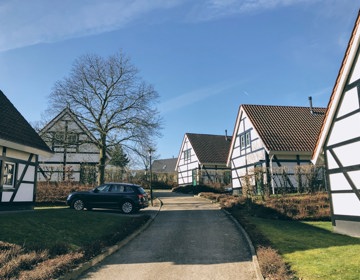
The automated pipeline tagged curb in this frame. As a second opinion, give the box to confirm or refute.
[223,209,264,280]
[59,199,163,280]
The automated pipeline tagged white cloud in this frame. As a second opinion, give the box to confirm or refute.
[0,0,347,52]
[187,0,317,21]
[312,86,332,98]
[159,81,242,114]
[0,0,181,52]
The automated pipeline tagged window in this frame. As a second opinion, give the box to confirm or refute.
[67,133,78,145]
[245,132,251,147]
[111,185,124,192]
[53,132,78,145]
[124,186,134,193]
[3,162,15,187]
[240,131,251,149]
[54,132,65,145]
[240,135,245,149]
[97,184,111,192]
[184,149,191,161]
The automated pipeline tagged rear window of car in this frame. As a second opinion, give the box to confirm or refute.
[137,187,146,194]
[124,186,134,193]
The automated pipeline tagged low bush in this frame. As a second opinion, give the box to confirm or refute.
[255,193,330,220]
[199,192,330,221]
[151,181,176,189]
[36,182,93,205]
[257,246,292,280]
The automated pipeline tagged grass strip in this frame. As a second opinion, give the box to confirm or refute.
[246,216,360,280]
[0,208,150,252]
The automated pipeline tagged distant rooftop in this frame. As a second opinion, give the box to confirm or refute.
[152,158,177,173]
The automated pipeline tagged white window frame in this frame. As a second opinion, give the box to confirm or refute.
[240,135,245,149]
[2,162,15,188]
[184,149,191,161]
[245,132,251,147]
[240,131,251,150]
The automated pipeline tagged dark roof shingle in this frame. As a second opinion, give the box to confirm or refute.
[152,158,177,173]
[187,133,231,164]
[242,105,326,153]
[0,90,52,154]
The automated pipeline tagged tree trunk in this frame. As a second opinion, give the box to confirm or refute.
[97,135,107,185]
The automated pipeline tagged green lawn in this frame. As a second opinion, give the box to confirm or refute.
[0,208,150,252]
[249,217,360,280]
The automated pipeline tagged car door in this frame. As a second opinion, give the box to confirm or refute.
[108,184,125,207]
[91,184,112,208]
[122,185,136,202]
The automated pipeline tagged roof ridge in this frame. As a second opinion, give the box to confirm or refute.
[186,132,231,137]
[242,104,327,109]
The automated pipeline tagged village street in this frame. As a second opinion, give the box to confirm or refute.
[79,190,261,280]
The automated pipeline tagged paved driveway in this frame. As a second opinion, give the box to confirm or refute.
[79,190,260,280]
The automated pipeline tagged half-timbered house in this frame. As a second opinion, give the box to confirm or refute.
[0,90,52,210]
[227,104,326,195]
[38,107,101,183]
[175,133,231,187]
[312,11,360,237]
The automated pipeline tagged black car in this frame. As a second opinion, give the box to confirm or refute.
[66,183,149,214]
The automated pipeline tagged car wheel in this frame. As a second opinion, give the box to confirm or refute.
[72,199,85,211]
[121,201,134,214]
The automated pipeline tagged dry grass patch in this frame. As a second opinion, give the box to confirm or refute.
[0,242,80,280]
[18,252,84,280]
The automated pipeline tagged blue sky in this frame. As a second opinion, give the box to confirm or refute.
[0,0,359,161]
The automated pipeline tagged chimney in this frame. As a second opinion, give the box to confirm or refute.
[308,96,314,115]
[225,129,230,141]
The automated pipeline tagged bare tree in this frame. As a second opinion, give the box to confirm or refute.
[48,50,162,185]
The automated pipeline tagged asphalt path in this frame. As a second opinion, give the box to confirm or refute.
[79,190,259,280]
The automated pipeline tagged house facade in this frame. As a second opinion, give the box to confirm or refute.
[312,11,360,237]
[228,104,326,195]
[0,90,52,210]
[175,133,231,187]
[38,107,100,183]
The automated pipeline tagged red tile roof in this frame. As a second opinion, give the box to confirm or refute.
[242,104,326,153]
[186,133,232,164]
